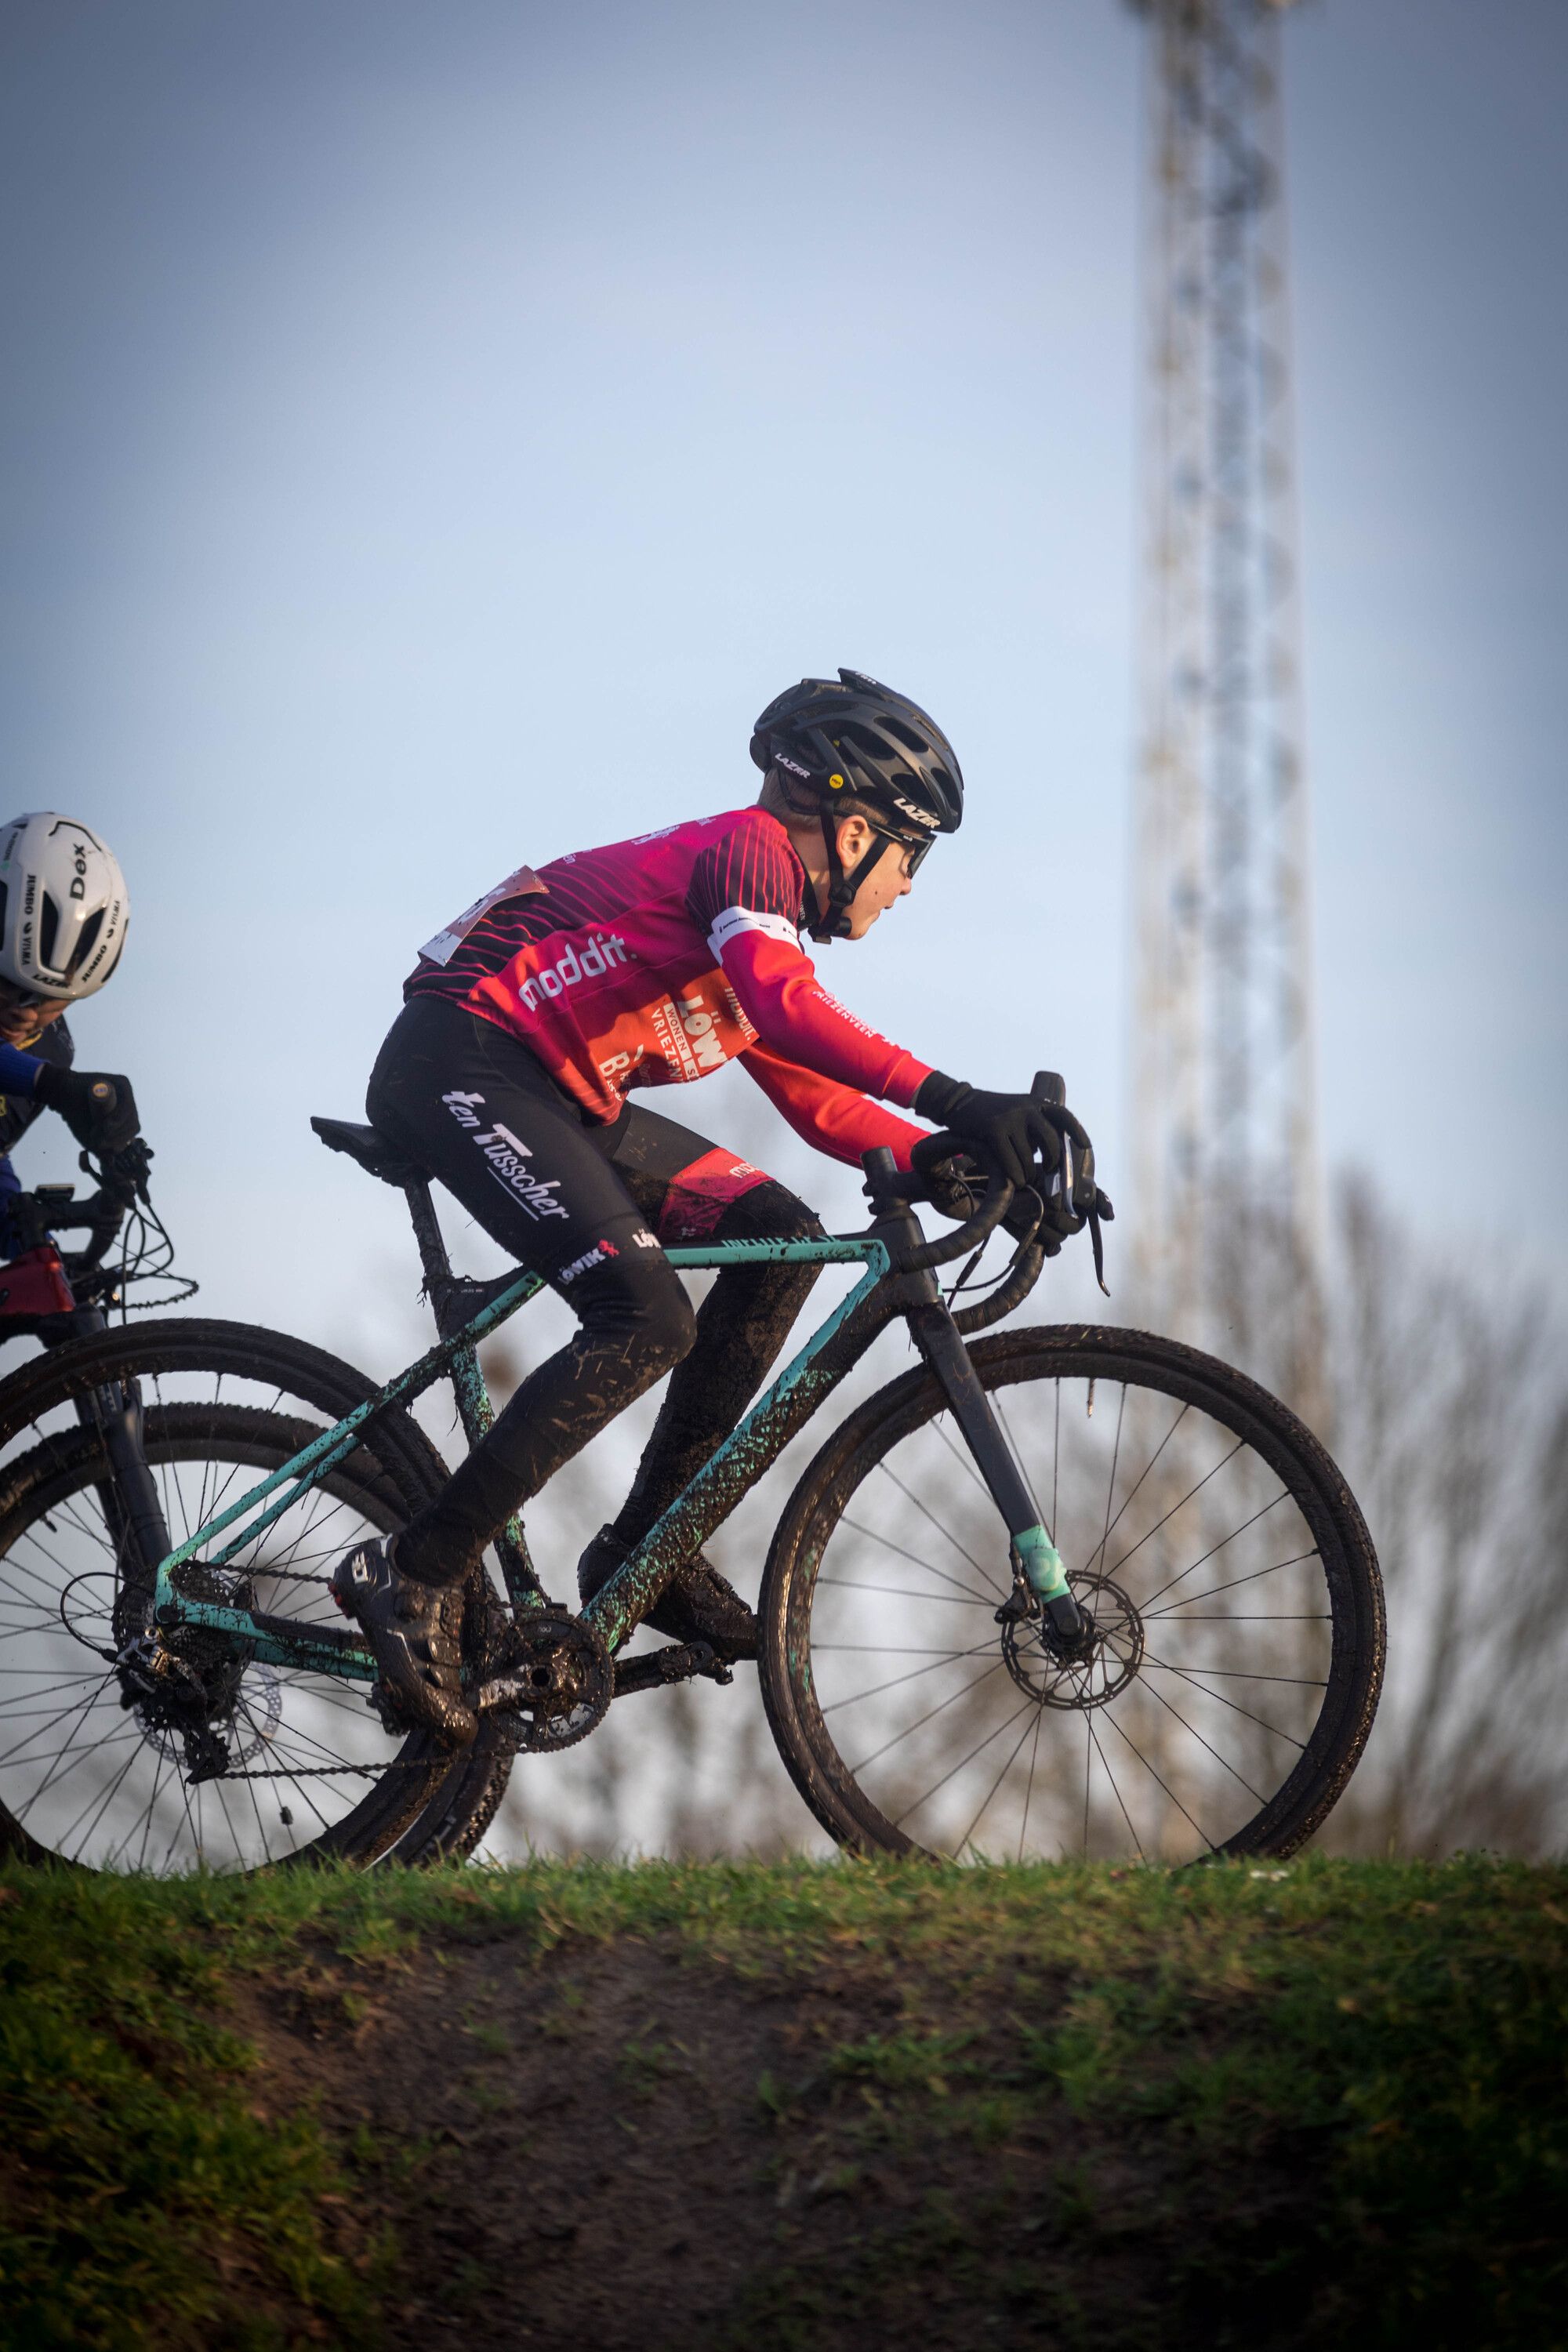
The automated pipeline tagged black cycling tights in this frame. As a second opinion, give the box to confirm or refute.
[366,996,824,1588]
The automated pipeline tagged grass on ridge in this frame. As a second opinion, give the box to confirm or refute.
[0,1852,1563,2350]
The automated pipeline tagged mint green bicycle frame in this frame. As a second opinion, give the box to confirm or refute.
[150,1143,1077,1684]
[151,1235,896,1675]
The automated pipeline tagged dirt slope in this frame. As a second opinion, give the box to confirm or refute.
[2,1856,1563,2352]
[234,1925,1316,2349]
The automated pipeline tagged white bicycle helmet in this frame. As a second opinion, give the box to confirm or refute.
[0,814,129,1001]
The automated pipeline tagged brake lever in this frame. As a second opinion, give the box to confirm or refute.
[81,1137,155,1209]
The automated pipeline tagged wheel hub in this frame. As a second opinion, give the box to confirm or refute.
[1000,1571,1144,1711]
[114,1565,262,1783]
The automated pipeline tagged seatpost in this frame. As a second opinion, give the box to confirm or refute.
[401,1175,461,1335]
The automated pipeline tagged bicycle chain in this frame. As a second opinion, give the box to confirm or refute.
[217,1757,430,1780]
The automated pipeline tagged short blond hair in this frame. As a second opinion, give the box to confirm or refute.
[757,765,881,830]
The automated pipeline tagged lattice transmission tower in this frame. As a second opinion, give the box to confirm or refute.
[1127,0,1323,1414]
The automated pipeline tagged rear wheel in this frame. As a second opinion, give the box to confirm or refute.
[0,1320,510,1872]
[759,1325,1384,1864]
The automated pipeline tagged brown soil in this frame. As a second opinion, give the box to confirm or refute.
[230,1928,1326,2351]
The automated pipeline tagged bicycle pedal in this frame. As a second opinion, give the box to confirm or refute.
[612,1639,733,1696]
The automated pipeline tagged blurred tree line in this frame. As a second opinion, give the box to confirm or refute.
[1322,1174,1567,1857]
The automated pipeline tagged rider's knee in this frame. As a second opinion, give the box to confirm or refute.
[642,1276,699,1367]
[714,1179,823,1246]
[574,1250,697,1371]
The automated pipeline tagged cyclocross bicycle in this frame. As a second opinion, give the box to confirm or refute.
[0,1082,1385,1876]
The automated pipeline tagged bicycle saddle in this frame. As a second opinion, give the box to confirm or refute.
[310,1116,423,1189]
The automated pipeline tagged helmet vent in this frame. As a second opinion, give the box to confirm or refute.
[837,723,888,758]
[881,718,929,754]
[38,894,59,972]
[66,908,103,981]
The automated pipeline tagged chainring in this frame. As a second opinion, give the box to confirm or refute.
[475,1610,613,1753]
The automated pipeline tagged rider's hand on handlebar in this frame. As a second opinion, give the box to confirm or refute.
[909,1143,984,1221]
[3,1190,56,1256]
[33,1067,141,1153]
[913,1074,1069,1191]
[908,1141,1050,1243]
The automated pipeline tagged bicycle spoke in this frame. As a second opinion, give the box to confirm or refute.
[954,1706,1042,1859]
[60,1739,147,1862]
[1100,1438,1248,1588]
[873,1464,1005,1594]
[821,1642,1000,1719]
[1130,1672,1271,1802]
[1087,1715,1145,1860]
[1082,1394,1192,1566]
[894,1694,1037,1835]
[1085,1384,1128,1577]
[838,1518,998,1607]
[816,1577,995,1607]
[1140,1655,1327,1690]
[1146,1551,1321,1614]
[1020,1708,1046,1864]
[847,1657,1007,1777]
[1135,1488,1291,1611]
[1137,1652,1309,1751]
[931,1415,993,1503]
[1098,1706,1221,1853]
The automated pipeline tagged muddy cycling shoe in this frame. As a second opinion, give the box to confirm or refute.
[328,1539,477,1748]
[576,1523,759,1661]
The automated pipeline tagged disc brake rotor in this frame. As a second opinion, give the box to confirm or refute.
[1001,1572,1145,1712]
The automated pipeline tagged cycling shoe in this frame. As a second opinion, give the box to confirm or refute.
[577,1523,758,1661]
[328,1538,477,1748]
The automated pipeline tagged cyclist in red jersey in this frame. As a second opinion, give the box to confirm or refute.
[332,670,1075,1746]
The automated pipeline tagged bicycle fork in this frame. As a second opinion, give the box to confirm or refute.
[884,1229,1087,1646]
[58,1305,176,1641]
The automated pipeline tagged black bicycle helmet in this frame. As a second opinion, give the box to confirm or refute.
[750,668,964,941]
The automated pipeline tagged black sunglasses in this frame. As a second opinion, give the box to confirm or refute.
[873,827,935,878]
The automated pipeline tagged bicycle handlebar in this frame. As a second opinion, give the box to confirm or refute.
[18,1140,151,1276]
[859,1145,1015,1272]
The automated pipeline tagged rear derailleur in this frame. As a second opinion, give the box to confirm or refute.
[113,1569,257,1786]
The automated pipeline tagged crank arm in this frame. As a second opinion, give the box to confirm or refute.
[612,1640,732,1697]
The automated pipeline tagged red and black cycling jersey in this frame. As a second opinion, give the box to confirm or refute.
[405,808,932,1168]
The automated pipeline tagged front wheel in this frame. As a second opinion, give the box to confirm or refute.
[759,1325,1384,1864]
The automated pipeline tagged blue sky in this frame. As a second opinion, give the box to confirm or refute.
[0,0,1563,1356]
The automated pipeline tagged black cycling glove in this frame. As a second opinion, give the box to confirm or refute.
[913,1073,1069,1190]
[33,1066,141,1154]
[909,1146,985,1221]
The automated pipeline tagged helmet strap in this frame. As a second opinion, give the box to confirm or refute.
[807,812,895,945]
